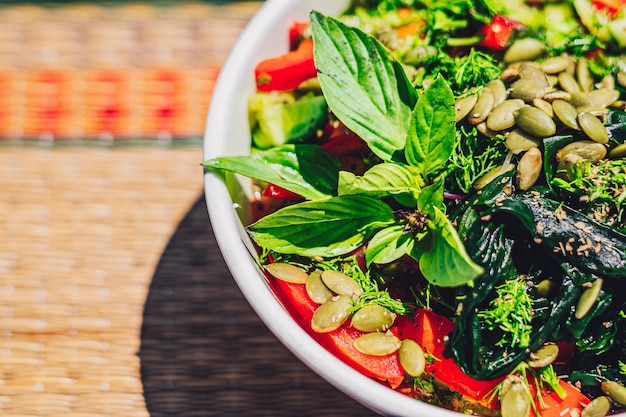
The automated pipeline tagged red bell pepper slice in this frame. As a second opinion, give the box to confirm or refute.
[255,38,317,92]
[593,0,626,17]
[267,276,405,388]
[262,183,303,200]
[394,310,503,402]
[531,379,589,417]
[478,15,525,51]
[289,21,309,49]
[266,275,589,413]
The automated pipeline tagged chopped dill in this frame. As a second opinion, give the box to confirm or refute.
[552,158,626,229]
[446,125,508,194]
[476,276,534,348]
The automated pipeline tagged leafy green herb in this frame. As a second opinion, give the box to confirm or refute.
[365,224,417,266]
[248,195,398,257]
[414,206,484,287]
[476,275,534,348]
[552,158,626,229]
[415,48,501,95]
[338,162,423,204]
[447,122,507,194]
[404,74,456,179]
[202,144,340,200]
[311,11,417,161]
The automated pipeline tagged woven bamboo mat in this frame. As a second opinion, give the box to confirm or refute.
[0,2,385,415]
[0,146,204,416]
[0,145,380,417]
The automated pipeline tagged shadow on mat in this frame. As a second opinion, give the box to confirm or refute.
[139,196,379,417]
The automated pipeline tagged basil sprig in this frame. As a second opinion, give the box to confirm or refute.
[310,10,417,161]
[204,11,484,287]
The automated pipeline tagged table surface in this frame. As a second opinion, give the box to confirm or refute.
[0,2,381,416]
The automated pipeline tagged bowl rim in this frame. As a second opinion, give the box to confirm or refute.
[202,1,473,416]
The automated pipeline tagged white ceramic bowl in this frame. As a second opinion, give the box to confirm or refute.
[203,1,465,416]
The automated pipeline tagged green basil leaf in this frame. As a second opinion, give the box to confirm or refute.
[202,144,339,200]
[417,178,445,216]
[248,195,397,257]
[405,74,456,177]
[419,206,484,287]
[338,162,423,201]
[365,225,414,266]
[310,11,417,161]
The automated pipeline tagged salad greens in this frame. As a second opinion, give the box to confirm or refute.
[203,0,626,414]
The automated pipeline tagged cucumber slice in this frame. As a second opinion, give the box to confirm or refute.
[252,95,328,149]
[608,18,626,48]
[248,92,294,130]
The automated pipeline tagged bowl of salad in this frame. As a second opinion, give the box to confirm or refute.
[203,0,626,415]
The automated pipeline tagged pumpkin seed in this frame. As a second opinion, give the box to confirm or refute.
[547,74,559,88]
[311,295,353,333]
[353,332,402,356]
[609,143,626,159]
[398,339,426,377]
[474,163,515,190]
[597,74,615,91]
[577,106,609,119]
[500,65,520,83]
[455,94,478,122]
[500,375,532,417]
[541,56,571,74]
[578,112,609,144]
[556,140,607,163]
[351,304,396,333]
[516,147,543,190]
[306,269,334,304]
[519,63,550,87]
[487,99,525,131]
[556,152,587,182]
[515,106,557,137]
[532,98,554,118]
[264,263,309,284]
[475,121,500,138]
[558,71,581,93]
[321,270,363,299]
[542,90,571,102]
[552,99,580,130]
[505,128,541,154]
[535,279,557,298]
[618,71,626,89]
[509,79,548,102]
[601,380,626,406]
[569,91,593,108]
[486,79,508,106]
[468,88,495,124]
[575,278,603,320]
[504,38,545,63]
[581,395,611,417]
[527,343,559,368]
[586,88,620,108]
[577,57,594,92]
